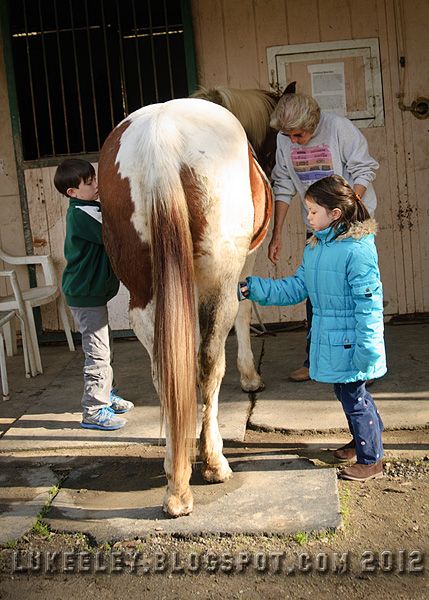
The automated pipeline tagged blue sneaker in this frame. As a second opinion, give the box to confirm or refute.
[81,407,127,430]
[109,388,134,414]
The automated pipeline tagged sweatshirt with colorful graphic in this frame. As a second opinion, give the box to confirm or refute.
[271,111,379,228]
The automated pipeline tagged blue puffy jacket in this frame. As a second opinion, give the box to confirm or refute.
[246,219,387,383]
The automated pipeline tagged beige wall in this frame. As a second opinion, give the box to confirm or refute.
[0,23,27,296]
[191,0,429,324]
[1,0,428,331]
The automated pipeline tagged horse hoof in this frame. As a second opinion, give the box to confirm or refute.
[240,376,265,393]
[163,490,193,518]
[201,460,233,483]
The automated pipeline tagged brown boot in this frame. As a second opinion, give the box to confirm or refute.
[333,439,356,462]
[339,460,383,481]
[289,366,310,382]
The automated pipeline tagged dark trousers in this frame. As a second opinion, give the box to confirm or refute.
[334,381,384,464]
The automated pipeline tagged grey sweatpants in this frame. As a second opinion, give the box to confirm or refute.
[70,306,113,418]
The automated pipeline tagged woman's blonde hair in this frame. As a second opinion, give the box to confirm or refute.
[270,93,320,133]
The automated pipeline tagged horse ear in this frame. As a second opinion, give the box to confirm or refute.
[283,81,296,94]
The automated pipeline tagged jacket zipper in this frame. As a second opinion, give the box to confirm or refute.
[312,241,323,374]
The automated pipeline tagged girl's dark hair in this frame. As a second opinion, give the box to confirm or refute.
[54,158,95,196]
[305,175,371,234]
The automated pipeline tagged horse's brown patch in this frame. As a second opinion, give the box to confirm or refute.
[180,165,208,257]
[98,121,153,310]
[248,147,273,251]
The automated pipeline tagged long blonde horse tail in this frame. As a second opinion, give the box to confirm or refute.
[146,114,197,476]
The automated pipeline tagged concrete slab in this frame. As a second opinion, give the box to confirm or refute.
[45,455,341,541]
[0,337,258,452]
[0,465,58,544]
[251,323,429,432]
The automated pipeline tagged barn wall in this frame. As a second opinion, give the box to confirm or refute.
[0,21,27,296]
[191,0,429,325]
[1,0,428,332]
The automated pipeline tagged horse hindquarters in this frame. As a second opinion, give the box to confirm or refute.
[100,98,255,516]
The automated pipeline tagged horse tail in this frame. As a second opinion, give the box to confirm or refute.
[144,111,197,475]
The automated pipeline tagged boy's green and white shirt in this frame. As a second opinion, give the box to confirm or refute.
[62,199,119,307]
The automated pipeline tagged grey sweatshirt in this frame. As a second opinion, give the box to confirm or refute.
[271,112,379,228]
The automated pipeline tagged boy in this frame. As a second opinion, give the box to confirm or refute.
[54,158,133,430]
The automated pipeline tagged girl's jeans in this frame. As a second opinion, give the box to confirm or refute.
[334,380,384,464]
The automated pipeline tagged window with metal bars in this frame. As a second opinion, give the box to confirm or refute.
[7,0,192,161]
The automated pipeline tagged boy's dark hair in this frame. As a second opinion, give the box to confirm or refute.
[54,158,95,197]
[305,175,371,234]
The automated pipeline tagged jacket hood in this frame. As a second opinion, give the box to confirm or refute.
[307,218,378,247]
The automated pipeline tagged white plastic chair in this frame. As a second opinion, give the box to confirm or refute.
[0,247,75,375]
[0,270,33,399]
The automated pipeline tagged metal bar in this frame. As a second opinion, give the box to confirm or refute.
[53,0,70,154]
[162,0,174,98]
[84,0,100,148]
[115,1,128,117]
[22,0,40,158]
[11,24,184,38]
[38,0,56,155]
[147,0,159,101]
[131,0,144,106]
[12,24,102,36]
[68,0,85,151]
[100,0,115,129]
[180,0,198,94]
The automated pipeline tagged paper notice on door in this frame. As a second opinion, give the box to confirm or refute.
[308,63,346,116]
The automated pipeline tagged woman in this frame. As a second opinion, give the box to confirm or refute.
[268,93,379,382]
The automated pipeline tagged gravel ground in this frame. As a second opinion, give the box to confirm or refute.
[0,449,428,600]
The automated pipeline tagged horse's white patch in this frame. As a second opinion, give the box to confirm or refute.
[115,99,254,249]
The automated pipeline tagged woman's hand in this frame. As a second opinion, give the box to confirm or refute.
[268,234,282,264]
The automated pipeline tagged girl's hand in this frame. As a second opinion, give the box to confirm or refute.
[237,282,249,301]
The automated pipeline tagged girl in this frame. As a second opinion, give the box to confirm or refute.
[239,175,386,481]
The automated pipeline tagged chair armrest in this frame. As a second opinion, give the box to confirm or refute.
[0,250,57,286]
[0,269,27,313]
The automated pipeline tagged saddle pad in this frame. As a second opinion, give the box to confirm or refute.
[248,146,273,252]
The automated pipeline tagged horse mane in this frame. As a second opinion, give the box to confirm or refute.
[192,86,278,152]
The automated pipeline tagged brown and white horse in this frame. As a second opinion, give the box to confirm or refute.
[98,95,273,517]
[191,86,280,393]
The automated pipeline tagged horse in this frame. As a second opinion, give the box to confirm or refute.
[98,96,273,517]
[191,86,280,393]
[191,84,296,393]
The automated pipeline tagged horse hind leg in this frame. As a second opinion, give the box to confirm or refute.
[198,288,240,483]
[235,253,264,392]
[235,300,264,392]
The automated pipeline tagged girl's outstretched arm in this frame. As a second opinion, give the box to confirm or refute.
[245,264,308,307]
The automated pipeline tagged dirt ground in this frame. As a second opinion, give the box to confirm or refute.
[0,429,428,600]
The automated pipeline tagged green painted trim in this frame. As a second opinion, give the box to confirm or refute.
[181,0,198,94]
[0,0,34,260]
[23,152,100,170]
